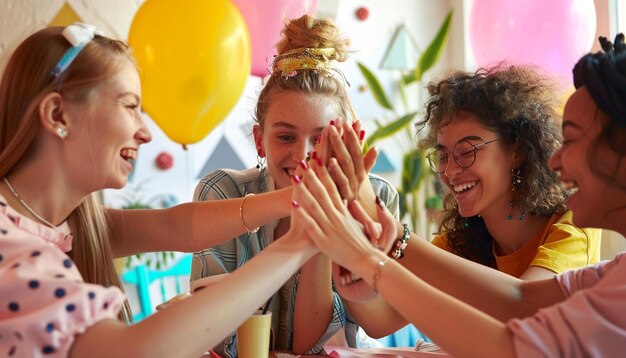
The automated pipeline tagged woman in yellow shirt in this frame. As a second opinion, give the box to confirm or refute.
[422,66,601,281]
[431,211,599,278]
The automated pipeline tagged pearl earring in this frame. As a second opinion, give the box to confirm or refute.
[55,127,68,139]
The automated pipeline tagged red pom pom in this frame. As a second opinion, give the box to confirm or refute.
[356,7,369,21]
[156,151,174,170]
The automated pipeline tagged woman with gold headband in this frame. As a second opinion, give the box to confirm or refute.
[191,14,399,356]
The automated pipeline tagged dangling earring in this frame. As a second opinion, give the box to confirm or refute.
[256,155,266,169]
[55,127,68,139]
[511,168,522,191]
[507,169,526,221]
[507,201,525,220]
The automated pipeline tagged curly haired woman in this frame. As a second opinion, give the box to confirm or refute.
[422,66,601,280]
[309,65,602,341]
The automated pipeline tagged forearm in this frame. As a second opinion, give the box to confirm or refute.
[292,253,334,353]
[403,235,554,320]
[108,187,292,257]
[71,234,316,358]
[343,296,408,338]
[356,251,516,358]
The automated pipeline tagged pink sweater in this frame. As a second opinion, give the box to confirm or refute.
[508,252,626,357]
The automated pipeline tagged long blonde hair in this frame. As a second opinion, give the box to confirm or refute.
[0,27,133,322]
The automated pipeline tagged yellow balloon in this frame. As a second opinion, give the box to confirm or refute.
[129,0,251,145]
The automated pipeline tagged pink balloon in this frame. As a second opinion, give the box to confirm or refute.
[470,0,596,89]
[232,0,318,77]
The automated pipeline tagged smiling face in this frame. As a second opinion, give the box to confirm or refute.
[436,115,518,220]
[254,91,340,189]
[549,87,626,229]
[63,59,152,191]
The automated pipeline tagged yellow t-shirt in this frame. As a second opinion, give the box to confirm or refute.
[431,211,601,277]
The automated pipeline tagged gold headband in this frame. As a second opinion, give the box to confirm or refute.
[271,47,358,122]
[272,47,337,77]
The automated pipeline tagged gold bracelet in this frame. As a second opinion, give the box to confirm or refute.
[240,193,259,233]
[373,256,392,293]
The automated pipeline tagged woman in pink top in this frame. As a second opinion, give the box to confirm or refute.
[0,24,328,357]
[292,34,626,356]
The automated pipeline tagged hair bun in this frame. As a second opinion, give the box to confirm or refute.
[275,14,350,62]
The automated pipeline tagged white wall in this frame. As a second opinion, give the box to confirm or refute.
[0,0,457,209]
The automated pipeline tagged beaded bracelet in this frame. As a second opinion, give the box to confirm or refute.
[390,224,410,260]
[240,193,259,233]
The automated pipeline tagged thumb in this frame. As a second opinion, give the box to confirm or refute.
[364,146,379,173]
[377,200,403,254]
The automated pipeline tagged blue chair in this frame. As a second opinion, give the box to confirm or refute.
[121,254,192,322]
[377,324,431,347]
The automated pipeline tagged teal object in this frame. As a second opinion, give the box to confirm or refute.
[380,24,420,71]
[121,254,192,322]
[377,324,431,347]
[371,149,397,173]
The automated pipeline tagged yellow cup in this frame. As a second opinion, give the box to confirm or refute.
[236,311,272,358]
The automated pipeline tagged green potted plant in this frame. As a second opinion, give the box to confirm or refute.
[359,11,452,237]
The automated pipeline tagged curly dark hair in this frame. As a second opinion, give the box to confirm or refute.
[573,34,626,191]
[416,65,568,267]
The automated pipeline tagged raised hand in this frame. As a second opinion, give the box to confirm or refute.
[326,121,380,219]
[293,157,400,279]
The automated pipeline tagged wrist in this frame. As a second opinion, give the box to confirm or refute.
[357,184,378,219]
[358,249,388,284]
[389,223,410,260]
[279,187,294,217]
[279,230,318,258]
[240,193,260,233]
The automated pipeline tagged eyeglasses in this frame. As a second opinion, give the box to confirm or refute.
[426,139,499,173]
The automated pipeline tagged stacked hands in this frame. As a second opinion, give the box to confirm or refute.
[290,120,404,302]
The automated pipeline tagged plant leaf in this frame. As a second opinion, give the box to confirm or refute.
[402,72,416,85]
[365,112,417,147]
[401,148,425,193]
[398,75,409,110]
[357,62,394,110]
[398,191,409,220]
[415,10,453,81]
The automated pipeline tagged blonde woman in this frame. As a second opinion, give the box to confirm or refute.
[0,24,315,357]
[191,14,398,356]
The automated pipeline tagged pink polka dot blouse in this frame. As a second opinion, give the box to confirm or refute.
[0,196,125,357]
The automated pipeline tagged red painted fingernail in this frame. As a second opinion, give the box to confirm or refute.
[300,160,308,170]
[330,120,336,126]
[359,130,365,140]
[375,196,384,208]
[291,200,299,208]
[311,151,317,159]
[316,157,323,166]
[352,122,358,131]
[292,175,301,184]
